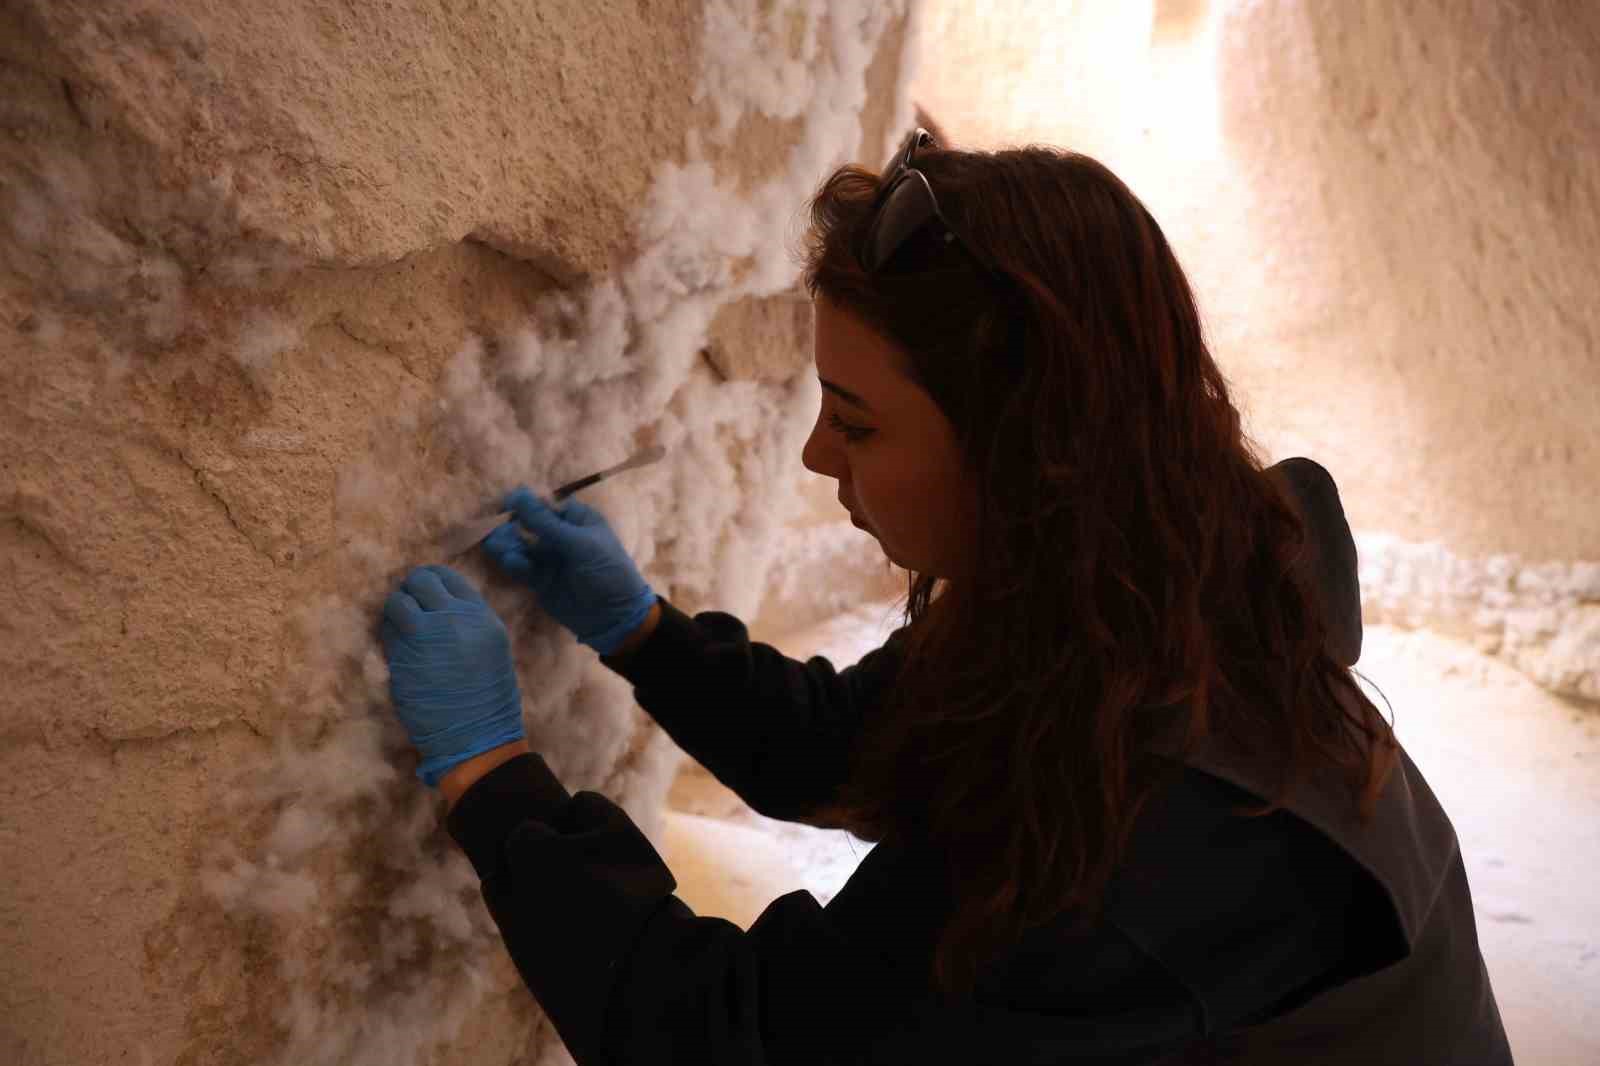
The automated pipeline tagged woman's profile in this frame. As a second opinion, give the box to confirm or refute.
[381,128,1513,1065]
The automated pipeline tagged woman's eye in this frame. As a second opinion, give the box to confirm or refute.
[826,411,874,442]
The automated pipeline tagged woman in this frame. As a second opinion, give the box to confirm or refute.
[380,131,1512,1064]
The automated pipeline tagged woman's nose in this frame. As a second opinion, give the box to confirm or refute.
[801,424,831,477]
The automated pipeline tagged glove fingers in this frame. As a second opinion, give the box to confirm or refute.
[383,589,425,635]
[425,564,484,604]
[504,486,572,543]
[483,523,534,579]
[403,568,452,611]
[482,524,530,577]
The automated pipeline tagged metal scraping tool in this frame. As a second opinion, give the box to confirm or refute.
[437,444,667,559]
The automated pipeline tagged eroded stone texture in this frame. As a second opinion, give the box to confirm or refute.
[1,0,702,279]
[0,2,918,1064]
[702,288,813,383]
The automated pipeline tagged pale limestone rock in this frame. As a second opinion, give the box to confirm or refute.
[0,2,919,1063]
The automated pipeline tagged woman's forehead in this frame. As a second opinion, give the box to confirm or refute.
[813,297,909,391]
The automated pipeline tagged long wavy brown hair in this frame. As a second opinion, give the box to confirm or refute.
[798,141,1398,1005]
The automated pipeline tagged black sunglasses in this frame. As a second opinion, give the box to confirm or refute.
[854,128,1022,361]
[854,128,1004,288]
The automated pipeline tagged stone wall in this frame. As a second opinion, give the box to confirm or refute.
[0,2,915,1063]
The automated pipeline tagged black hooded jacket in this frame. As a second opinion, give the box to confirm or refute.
[445,457,1512,1065]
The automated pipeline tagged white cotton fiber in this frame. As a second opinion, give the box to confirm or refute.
[135,252,188,343]
[198,861,251,912]
[209,240,307,288]
[361,647,390,699]
[376,923,419,969]
[576,278,635,377]
[499,324,548,383]
[232,311,302,371]
[301,595,374,674]
[386,868,476,944]
[194,4,925,1064]
[264,802,336,861]
[201,859,319,917]
[268,716,399,805]
[696,0,818,139]
[343,536,406,584]
[20,310,64,346]
[332,959,374,994]
[442,336,538,486]
[4,180,49,248]
[334,464,390,514]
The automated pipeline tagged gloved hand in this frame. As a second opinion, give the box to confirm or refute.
[482,487,658,656]
[380,565,526,788]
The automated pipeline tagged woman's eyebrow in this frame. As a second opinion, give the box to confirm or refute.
[819,378,873,412]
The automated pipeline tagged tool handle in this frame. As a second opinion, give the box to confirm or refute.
[552,472,602,501]
[444,445,666,557]
[553,444,666,499]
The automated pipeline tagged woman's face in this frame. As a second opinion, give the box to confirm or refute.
[802,295,980,581]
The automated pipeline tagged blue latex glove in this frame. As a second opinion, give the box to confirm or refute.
[380,565,525,788]
[482,487,658,656]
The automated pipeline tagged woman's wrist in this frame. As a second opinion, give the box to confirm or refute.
[439,739,531,812]
[610,599,663,658]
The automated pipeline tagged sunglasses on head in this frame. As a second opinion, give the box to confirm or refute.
[854,127,1005,289]
[853,128,1022,363]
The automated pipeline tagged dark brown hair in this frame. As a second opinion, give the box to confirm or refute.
[798,141,1398,1004]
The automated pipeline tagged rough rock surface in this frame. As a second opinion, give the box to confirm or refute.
[1,2,916,1063]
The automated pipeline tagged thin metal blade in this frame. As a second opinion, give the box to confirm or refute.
[439,510,518,559]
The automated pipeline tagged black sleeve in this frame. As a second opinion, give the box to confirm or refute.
[445,751,1210,1066]
[598,597,906,824]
